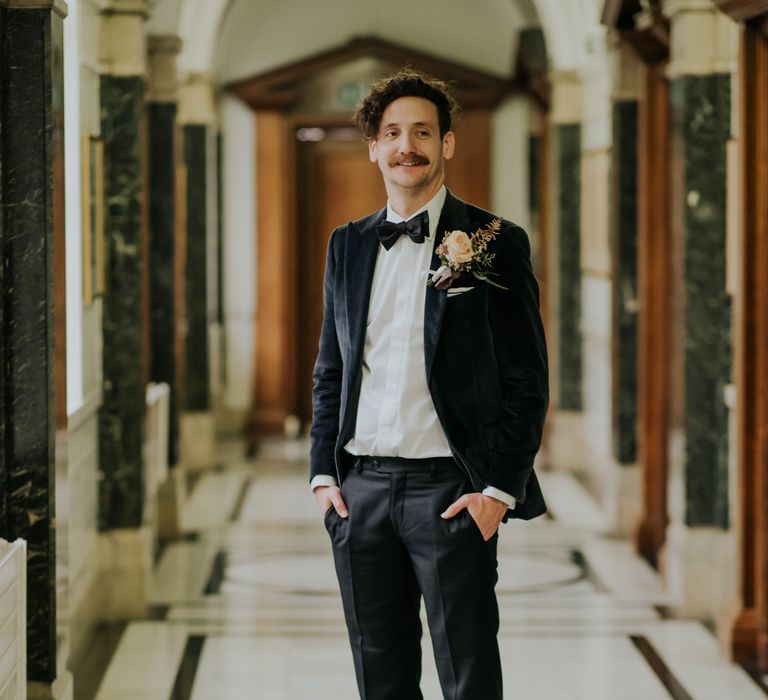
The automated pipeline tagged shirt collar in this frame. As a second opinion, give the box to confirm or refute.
[385,185,447,241]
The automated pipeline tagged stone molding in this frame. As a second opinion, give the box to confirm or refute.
[0,0,68,17]
[147,34,182,102]
[178,73,217,126]
[610,38,643,100]
[664,0,719,15]
[665,0,739,78]
[100,0,148,17]
[100,10,146,76]
[549,71,582,124]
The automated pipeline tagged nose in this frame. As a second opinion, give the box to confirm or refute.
[398,131,416,154]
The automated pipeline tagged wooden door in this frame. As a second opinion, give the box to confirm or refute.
[297,134,386,424]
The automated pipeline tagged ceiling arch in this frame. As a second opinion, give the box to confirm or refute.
[151,0,604,80]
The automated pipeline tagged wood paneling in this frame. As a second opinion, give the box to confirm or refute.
[249,111,297,435]
[634,62,671,567]
[731,20,768,668]
[715,0,768,22]
[296,137,386,423]
[445,109,491,209]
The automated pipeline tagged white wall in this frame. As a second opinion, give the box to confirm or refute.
[64,0,83,414]
[64,0,105,658]
[214,0,523,83]
[491,95,531,231]
[220,94,257,414]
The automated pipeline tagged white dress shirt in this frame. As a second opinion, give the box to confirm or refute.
[311,186,515,509]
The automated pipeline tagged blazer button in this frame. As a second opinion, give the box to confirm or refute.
[372,459,380,469]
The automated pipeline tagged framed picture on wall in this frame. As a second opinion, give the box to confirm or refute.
[81,133,105,304]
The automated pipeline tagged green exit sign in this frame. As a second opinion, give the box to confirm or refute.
[335,82,370,109]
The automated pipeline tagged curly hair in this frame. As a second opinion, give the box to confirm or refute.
[354,68,459,140]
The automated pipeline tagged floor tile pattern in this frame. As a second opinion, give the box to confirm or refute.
[92,440,768,699]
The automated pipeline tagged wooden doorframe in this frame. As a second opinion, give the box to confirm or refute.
[712,0,768,667]
[603,0,672,568]
[634,60,671,567]
[247,110,298,438]
[729,12,768,669]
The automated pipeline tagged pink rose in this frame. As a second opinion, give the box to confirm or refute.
[443,230,473,264]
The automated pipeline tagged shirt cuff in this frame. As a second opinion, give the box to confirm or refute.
[482,486,516,509]
[310,475,338,491]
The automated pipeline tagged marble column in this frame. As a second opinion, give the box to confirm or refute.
[544,73,588,476]
[555,123,582,411]
[147,35,182,466]
[146,34,188,539]
[97,0,152,618]
[673,74,732,528]
[0,1,72,696]
[662,0,738,619]
[610,65,640,466]
[178,74,217,470]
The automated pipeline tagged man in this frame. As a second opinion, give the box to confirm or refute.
[310,68,549,700]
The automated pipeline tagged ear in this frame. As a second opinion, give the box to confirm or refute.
[442,131,455,161]
[368,138,378,163]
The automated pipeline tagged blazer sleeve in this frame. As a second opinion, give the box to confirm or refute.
[485,223,549,502]
[309,228,344,482]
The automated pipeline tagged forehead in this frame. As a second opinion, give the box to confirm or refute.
[380,96,440,127]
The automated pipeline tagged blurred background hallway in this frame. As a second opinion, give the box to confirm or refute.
[1,0,768,698]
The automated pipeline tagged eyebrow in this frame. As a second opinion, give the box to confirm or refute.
[381,121,434,130]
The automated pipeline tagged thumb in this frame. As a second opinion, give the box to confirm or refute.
[333,493,349,518]
[441,496,467,519]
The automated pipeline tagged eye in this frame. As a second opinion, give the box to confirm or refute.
[384,129,398,138]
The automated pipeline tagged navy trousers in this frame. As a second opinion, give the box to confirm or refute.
[324,455,503,700]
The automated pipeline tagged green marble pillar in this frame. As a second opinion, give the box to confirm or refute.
[671,74,731,528]
[148,102,180,465]
[556,124,582,410]
[611,100,639,464]
[184,124,211,412]
[98,74,146,529]
[0,0,65,681]
[216,132,226,386]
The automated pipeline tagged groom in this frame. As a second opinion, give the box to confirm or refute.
[310,69,549,700]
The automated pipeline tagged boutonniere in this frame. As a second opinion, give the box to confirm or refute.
[427,218,509,290]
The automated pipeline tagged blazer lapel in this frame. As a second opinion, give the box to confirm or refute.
[344,207,385,374]
[424,190,473,380]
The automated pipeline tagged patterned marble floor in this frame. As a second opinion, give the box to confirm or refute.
[89,439,768,700]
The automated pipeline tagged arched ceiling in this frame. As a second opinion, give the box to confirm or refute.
[148,0,604,81]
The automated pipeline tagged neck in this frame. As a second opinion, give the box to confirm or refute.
[386,178,444,219]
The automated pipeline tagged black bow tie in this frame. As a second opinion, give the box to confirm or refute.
[376,211,429,250]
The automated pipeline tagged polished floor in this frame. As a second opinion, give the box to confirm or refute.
[87,439,768,699]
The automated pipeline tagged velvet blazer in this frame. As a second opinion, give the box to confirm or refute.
[310,190,549,520]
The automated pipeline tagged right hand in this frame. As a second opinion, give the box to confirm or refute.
[314,485,348,518]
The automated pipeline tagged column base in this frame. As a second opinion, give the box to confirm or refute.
[599,460,642,538]
[29,633,73,700]
[634,510,669,568]
[180,411,216,470]
[660,522,737,619]
[98,526,152,619]
[155,466,187,541]
[67,542,102,665]
[28,674,73,700]
[544,409,588,472]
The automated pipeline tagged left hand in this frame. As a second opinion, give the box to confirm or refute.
[440,493,507,541]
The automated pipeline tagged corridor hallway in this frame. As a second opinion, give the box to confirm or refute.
[84,439,766,700]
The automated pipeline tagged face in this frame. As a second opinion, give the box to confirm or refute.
[368,96,455,198]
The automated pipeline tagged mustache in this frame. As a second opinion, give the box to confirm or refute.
[391,155,430,166]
